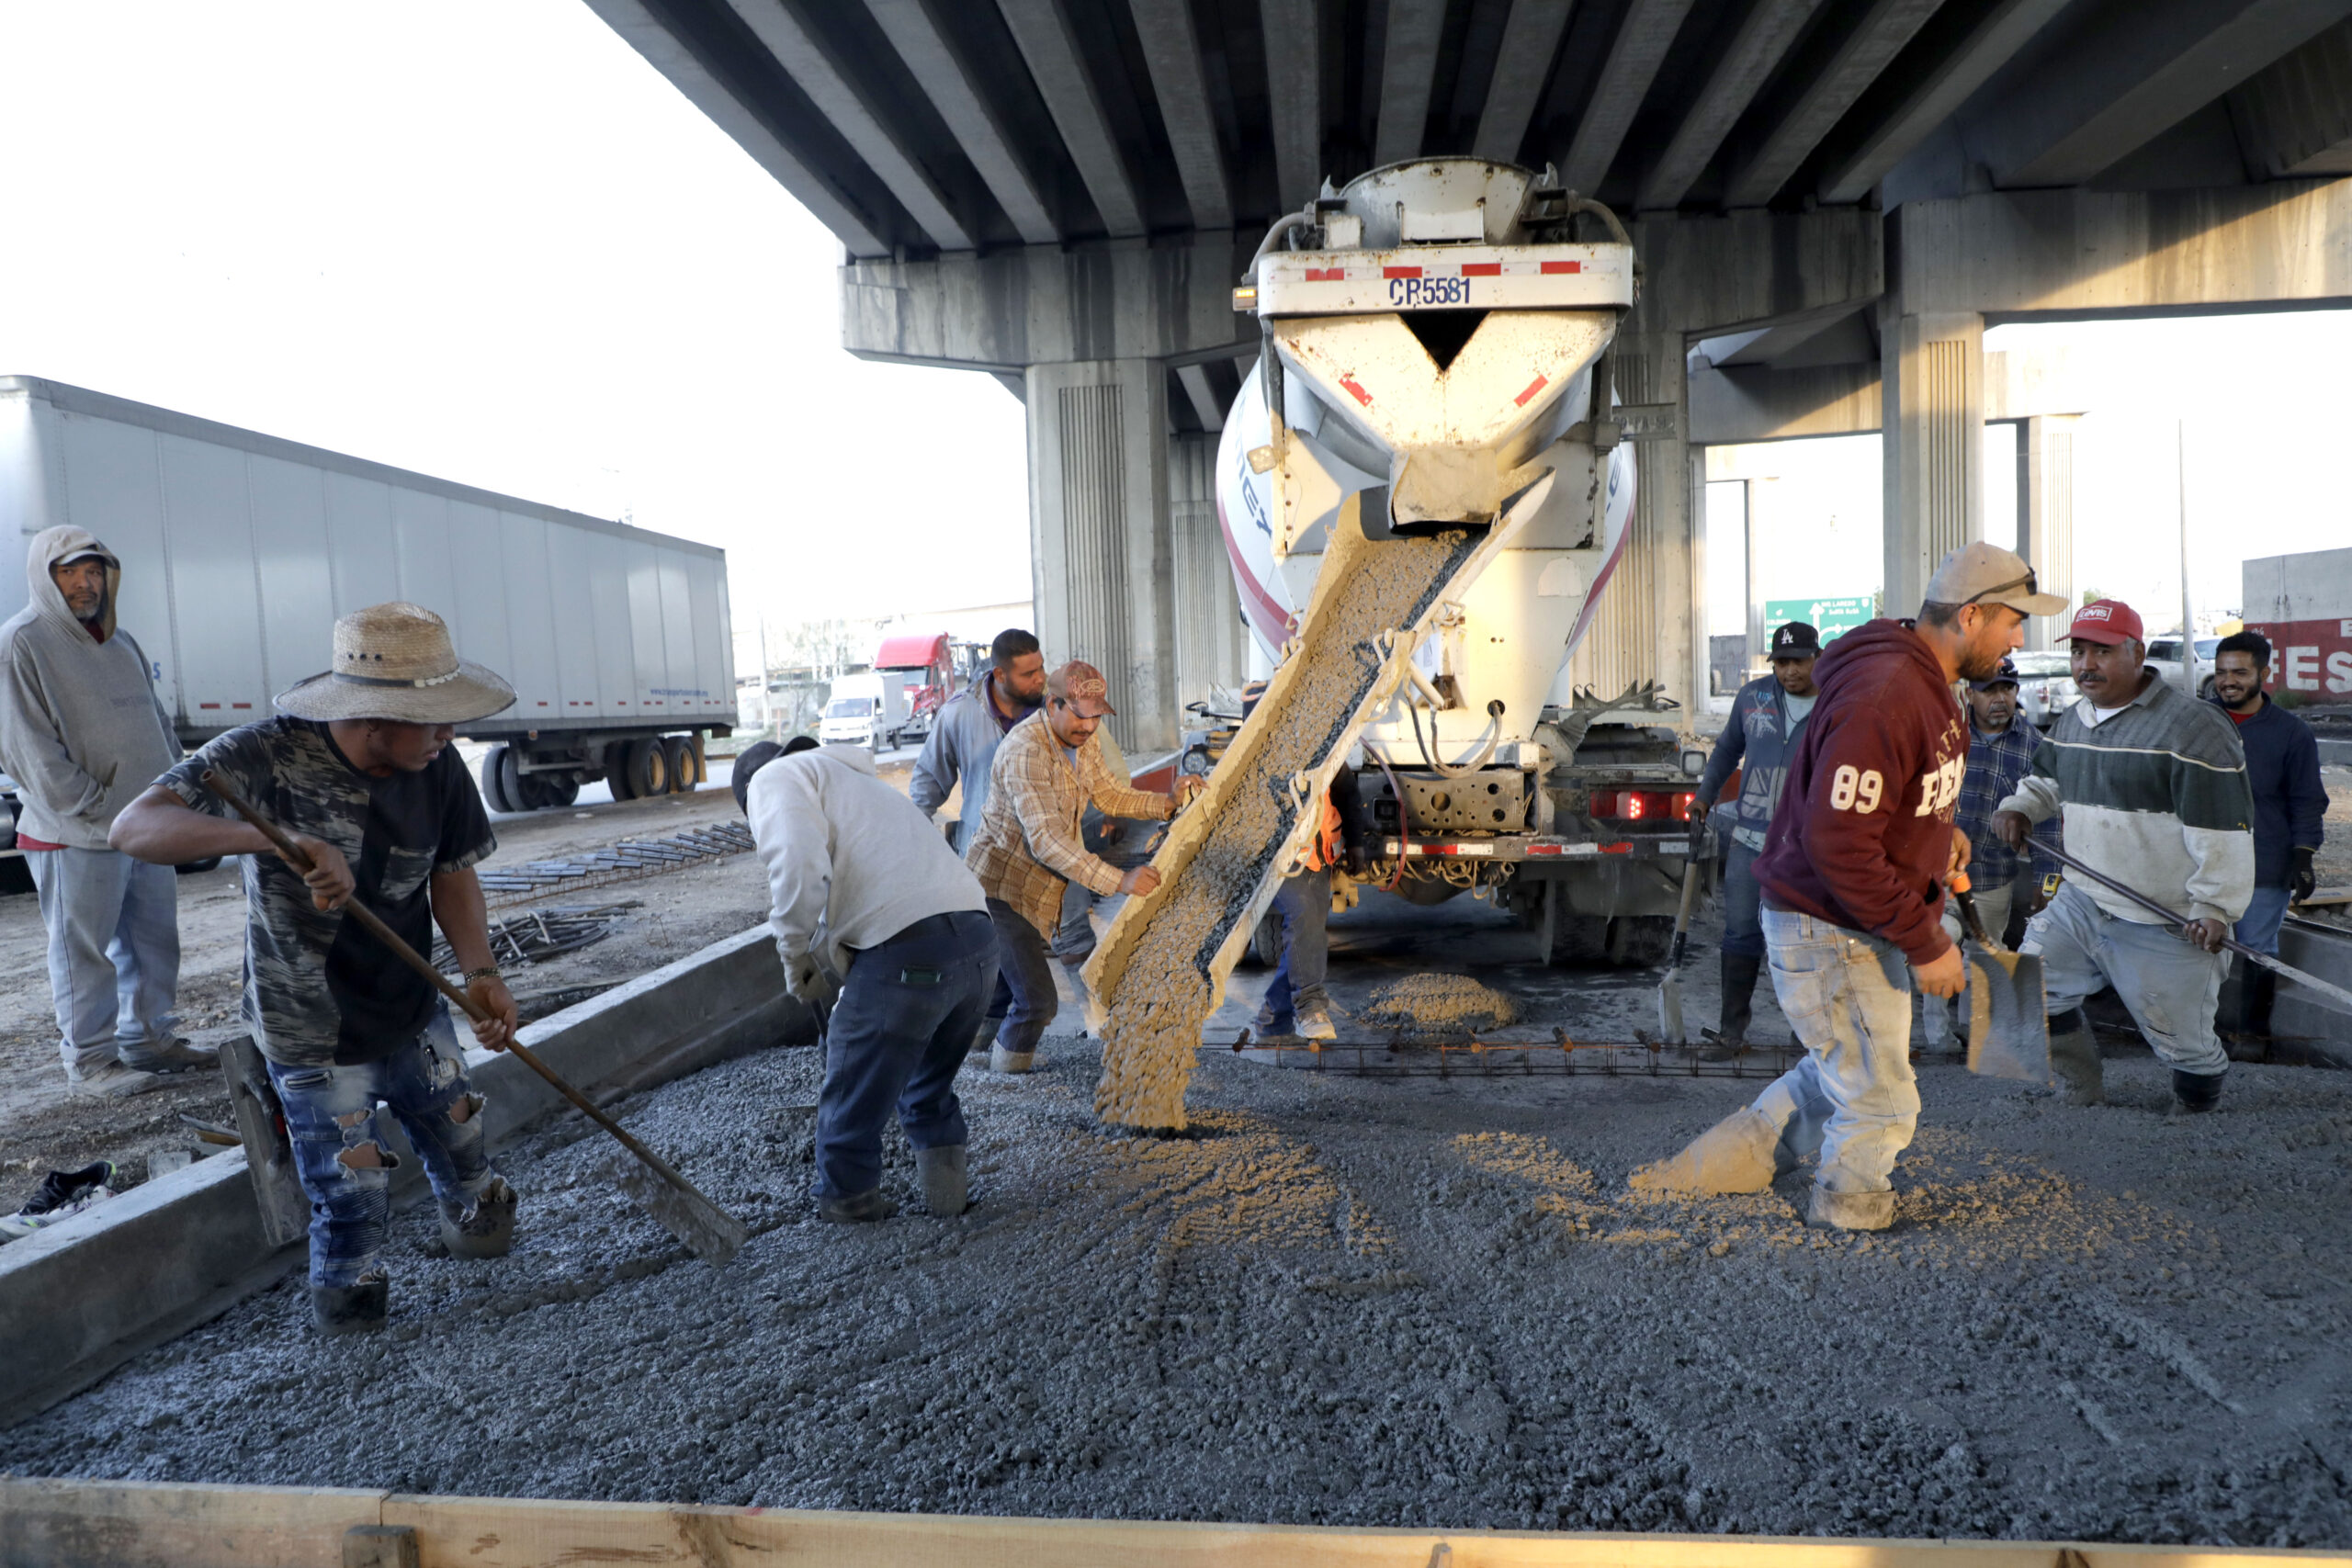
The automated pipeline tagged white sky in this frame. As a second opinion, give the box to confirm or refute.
[0,0,1034,673]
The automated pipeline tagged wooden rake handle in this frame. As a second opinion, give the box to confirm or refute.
[198,768,710,1206]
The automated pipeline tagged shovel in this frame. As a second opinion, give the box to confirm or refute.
[200,770,750,1264]
[1948,871,2052,1084]
[1657,818,1706,1044]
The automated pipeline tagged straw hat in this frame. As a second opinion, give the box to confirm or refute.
[276,603,515,725]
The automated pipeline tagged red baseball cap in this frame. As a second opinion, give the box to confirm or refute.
[1047,660,1117,717]
[2067,599,2143,647]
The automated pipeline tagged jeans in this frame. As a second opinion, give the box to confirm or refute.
[985,881,1098,1035]
[1924,881,2014,1045]
[1721,842,1765,959]
[266,1008,493,1288]
[2024,883,2229,1077]
[816,910,996,1200]
[26,846,181,1077]
[1260,870,1330,1023]
[1748,908,1921,1195]
[984,898,1059,1056]
[2234,885,2291,956]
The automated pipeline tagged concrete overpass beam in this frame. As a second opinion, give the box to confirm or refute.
[1724,0,1948,208]
[1880,310,1984,617]
[1025,359,1180,751]
[2019,414,2079,652]
[1127,0,1234,231]
[1374,0,1449,169]
[2228,17,2352,177]
[1474,0,1576,164]
[863,0,1061,243]
[1561,0,1697,194]
[998,0,1148,238]
[1260,0,1323,210]
[1636,0,1826,211]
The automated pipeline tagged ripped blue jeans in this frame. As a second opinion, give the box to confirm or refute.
[266,1008,496,1288]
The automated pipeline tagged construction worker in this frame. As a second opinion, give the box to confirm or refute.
[910,629,1044,854]
[747,734,994,1223]
[1251,769,1374,1042]
[2207,629,2325,1051]
[1994,601,2255,1111]
[1631,543,2063,1231]
[1923,657,2062,1049]
[1691,621,1820,1061]
[0,526,208,1096]
[108,604,523,1335]
[965,660,1202,1073]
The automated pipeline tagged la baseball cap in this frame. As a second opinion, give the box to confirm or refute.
[1047,660,1117,717]
[1923,542,2069,617]
[2067,599,2144,647]
[1770,622,1821,658]
[1969,657,2021,692]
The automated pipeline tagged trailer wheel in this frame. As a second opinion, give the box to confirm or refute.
[1605,915,1676,968]
[1244,911,1282,969]
[605,740,638,801]
[623,738,668,799]
[499,747,528,814]
[547,773,581,807]
[481,746,516,813]
[662,736,693,794]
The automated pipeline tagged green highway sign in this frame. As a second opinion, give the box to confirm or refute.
[1764,596,1874,644]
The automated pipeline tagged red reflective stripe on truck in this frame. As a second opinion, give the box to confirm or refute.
[1305,267,1344,281]
[1461,263,1501,276]
[1541,260,1582,274]
[1340,377,1373,405]
[1514,374,1549,406]
[1383,266,1422,278]
[198,703,220,710]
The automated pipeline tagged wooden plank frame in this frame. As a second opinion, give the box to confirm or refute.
[3,1478,2343,1568]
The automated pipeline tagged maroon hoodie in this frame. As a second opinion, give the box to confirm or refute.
[1752,619,1968,965]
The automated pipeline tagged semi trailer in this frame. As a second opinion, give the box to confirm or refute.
[0,377,733,812]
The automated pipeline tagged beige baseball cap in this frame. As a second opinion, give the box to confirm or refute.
[1924,542,2068,616]
[1046,660,1117,717]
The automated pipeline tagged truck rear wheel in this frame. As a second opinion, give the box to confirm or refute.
[604,740,638,801]
[623,738,668,799]
[499,747,527,814]
[662,737,693,794]
[1606,915,1676,968]
[481,746,516,813]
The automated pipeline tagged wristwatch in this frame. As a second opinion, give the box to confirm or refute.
[462,966,503,985]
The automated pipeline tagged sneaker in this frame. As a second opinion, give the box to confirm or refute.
[1249,1005,1297,1039]
[64,1061,172,1098]
[117,1035,217,1074]
[0,1161,119,1241]
[1295,1000,1339,1041]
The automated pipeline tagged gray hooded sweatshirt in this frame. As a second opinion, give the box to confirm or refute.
[0,525,180,849]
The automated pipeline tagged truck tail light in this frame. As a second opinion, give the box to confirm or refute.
[1588,790,1699,823]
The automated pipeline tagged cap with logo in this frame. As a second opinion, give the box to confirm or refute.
[1923,542,2069,617]
[2067,598,2144,648]
[1770,622,1821,658]
[1046,660,1118,717]
[1968,656,2021,692]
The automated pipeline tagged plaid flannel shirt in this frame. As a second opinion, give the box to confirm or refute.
[966,711,1170,939]
[1956,719,2060,888]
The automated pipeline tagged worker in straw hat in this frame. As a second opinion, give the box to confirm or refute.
[111,603,524,1336]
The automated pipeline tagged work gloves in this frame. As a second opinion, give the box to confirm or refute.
[2291,846,2318,903]
[784,953,829,1007]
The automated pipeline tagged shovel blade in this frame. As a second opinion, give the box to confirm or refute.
[1962,945,2051,1084]
[1658,970,1686,1046]
[613,1160,750,1265]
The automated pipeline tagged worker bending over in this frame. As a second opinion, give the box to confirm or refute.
[1690,621,1818,1060]
[110,604,522,1335]
[1993,600,2253,1111]
[751,733,995,1222]
[1632,544,2062,1231]
[966,660,1201,1073]
[2206,629,2326,1050]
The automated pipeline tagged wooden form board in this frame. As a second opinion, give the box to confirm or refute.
[3,1477,2344,1568]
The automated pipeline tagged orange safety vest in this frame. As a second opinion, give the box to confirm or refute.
[1299,794,1344,873]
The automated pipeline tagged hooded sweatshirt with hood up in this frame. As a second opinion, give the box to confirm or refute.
[1751,618,1970,966]
[0,525,180,850]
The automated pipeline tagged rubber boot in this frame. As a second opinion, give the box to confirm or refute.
[819,1189,899,1224]
[2173,1067,2226,1114]
[1699,953,1761,1063]
[2234,966,2278,1062]
[917,1145,969,1216]
[311,1270,389,1336]
[1805,1185,1895,1232]
[990,1043,1036,1075]
[2046,1008,2103,1106]
[439,1176,518,1259]
[1628,1107,1782,1194]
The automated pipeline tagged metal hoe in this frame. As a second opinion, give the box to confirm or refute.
[1656,818,1705,1044]
[2038,841,2352,1015]
[199,769,750,1264]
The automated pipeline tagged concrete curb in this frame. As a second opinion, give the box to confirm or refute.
[0,924,809,1430]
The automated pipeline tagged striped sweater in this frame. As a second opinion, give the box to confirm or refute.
[1996,672,2253,926]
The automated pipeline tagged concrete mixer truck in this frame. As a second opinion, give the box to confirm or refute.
[1088,157,1700,1130]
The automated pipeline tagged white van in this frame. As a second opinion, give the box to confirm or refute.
[819,672,886,749]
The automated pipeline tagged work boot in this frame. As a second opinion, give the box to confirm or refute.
[1628,1107,1782,1195]
[2231,966,2278,1061]
[439,1177,518,1259]
[1061,962,1096,1038]
[818,1189,899,1224]
[916,1145,969,1216]
[989,1043,1036,1075]
[117,1035,216,1074]
[2046,1008,2103,1106]
[311,1270,390,1336]
[2172,1067,2227,1115]
[64,1061,171,1099]
[1805,1185,1894,1232]
[1699,953,1761,1062]
[969,1020,1000,1057]
[1295,999,1339,1042]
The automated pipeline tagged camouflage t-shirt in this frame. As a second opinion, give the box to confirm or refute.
[157,718,494,1067]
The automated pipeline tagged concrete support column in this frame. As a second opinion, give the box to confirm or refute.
[1024,358,1177,752]
[1566,334,1695,716]
[1167,433,1246,716]
[2019,414,2078,651]
[1881,310,1984,616]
